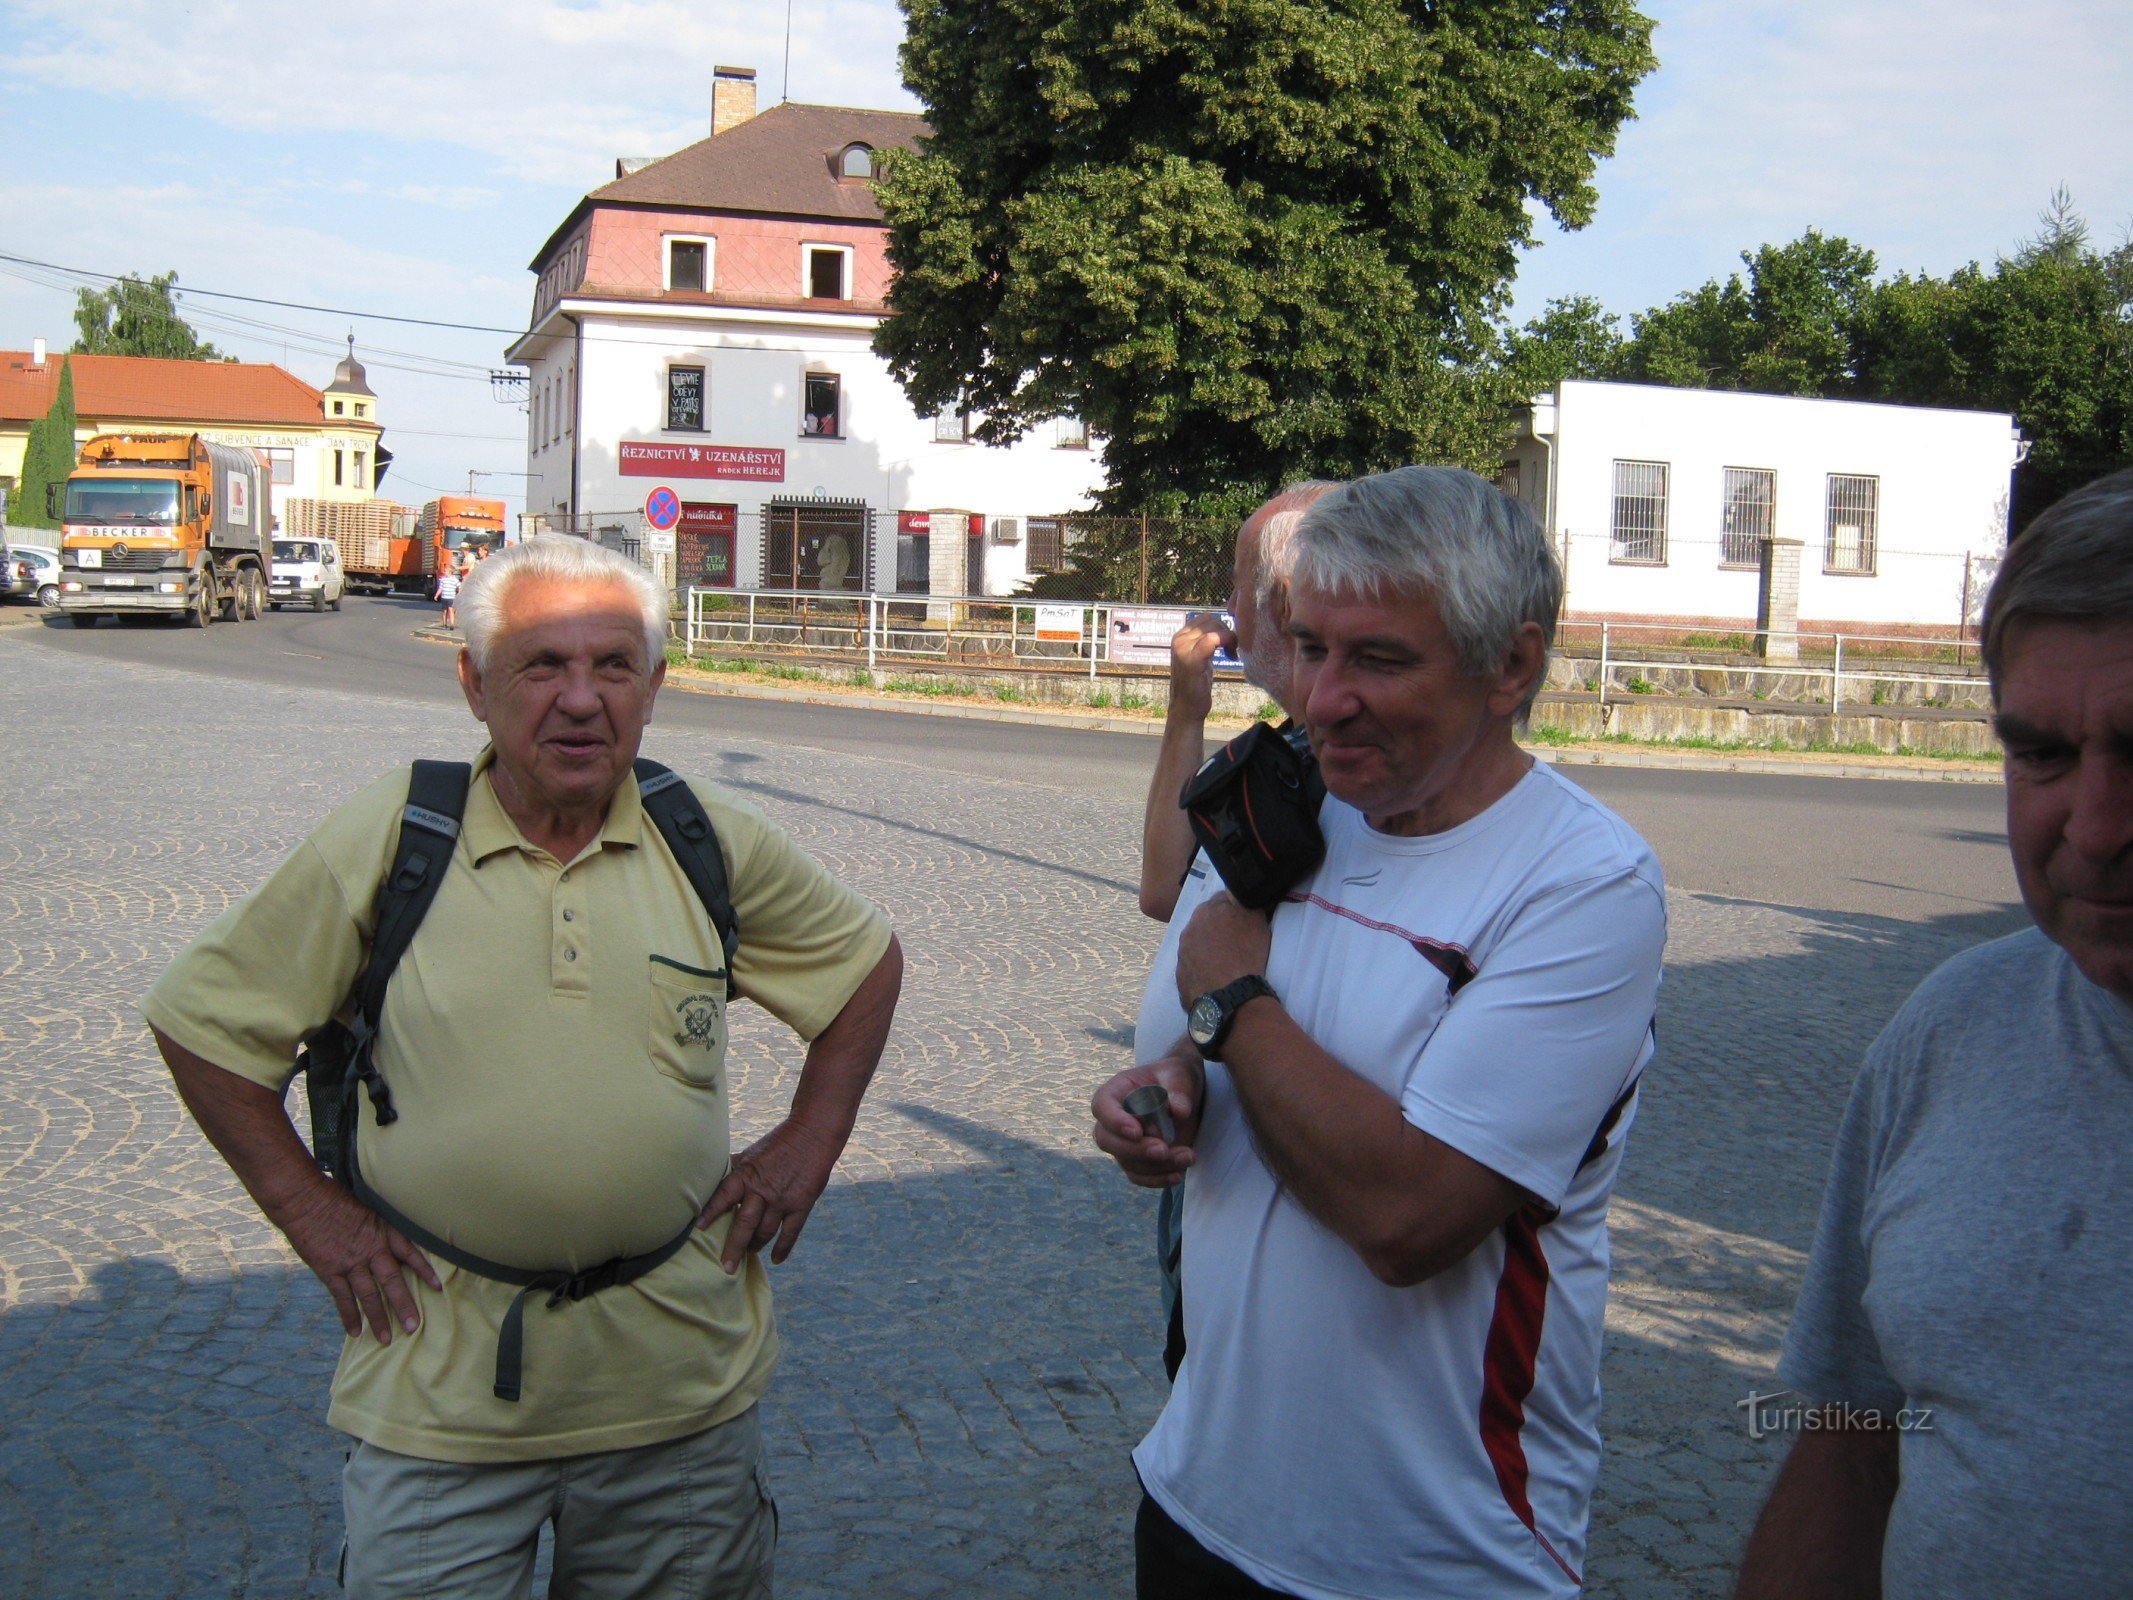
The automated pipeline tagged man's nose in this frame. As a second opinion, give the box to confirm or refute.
[555,666,602,715]
[1302,655,1356,727]
[2064,752,2133,865]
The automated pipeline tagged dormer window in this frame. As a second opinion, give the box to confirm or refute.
[804,244,852,301]
[332,400,344,416]
[666,236,713,293]
[838,143,875,181]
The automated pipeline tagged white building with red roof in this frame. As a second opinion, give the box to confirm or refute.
[0,339,391,530]
[508,66,1104,597]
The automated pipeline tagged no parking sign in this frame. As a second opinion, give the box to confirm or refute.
[643,486,682,531]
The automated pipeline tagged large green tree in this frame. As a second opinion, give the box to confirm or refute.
[14,358,79,530]
[72,270,220,360]
[876,0,1657,511]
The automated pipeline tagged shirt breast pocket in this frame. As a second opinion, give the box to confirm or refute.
[649,956,727,1088]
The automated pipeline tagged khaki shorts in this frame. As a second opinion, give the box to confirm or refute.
[341,1406,775,1600]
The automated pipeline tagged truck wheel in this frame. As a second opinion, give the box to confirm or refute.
[68,613,98,629]
[189,574,215,628]
[220,575,242,621]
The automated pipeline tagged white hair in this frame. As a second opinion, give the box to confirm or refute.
[458,534,670,672]
[1251,478,1344,611]
[1290,466,1561,715]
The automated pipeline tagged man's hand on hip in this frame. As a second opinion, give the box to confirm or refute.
[1175,890,1273,1007]
[700,1119,841,1273]
[1091,1044,1205,1188]
[279,1180,440,1344]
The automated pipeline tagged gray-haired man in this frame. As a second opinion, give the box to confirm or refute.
[1737,468,2133,1600]
[1095,466,1666,1598]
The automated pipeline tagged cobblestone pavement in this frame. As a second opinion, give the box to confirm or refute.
[0,634,2024,1599]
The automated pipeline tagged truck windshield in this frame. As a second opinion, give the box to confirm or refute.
[274,542,318,562]
[64,479,181,526]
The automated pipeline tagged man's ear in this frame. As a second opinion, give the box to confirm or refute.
[1487,622,1548,718]
[457,648,487,721]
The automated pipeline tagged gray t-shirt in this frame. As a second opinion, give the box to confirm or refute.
[1781,926,2133,1598]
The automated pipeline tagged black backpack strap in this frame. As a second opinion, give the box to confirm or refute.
[349,760,472,1125]
[635,758,740,998]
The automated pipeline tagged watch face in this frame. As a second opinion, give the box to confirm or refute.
[1188,994,1223,1047]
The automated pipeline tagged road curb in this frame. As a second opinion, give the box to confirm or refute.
[411,625,2004,784]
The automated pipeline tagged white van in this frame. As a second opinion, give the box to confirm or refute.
[269,538,345,612]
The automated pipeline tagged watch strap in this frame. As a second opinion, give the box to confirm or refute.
[1198,974,1277,1059]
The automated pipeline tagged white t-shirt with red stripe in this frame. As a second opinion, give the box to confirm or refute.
[1132,762,1666,1600]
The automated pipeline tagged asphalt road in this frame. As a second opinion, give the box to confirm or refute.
[13,593,2025,928]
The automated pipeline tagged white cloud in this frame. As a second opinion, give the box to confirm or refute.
[5,0,917,187]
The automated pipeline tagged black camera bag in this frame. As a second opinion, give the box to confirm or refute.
[1180,719,1326,910]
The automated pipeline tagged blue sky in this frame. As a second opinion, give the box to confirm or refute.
[3,0,2127,519]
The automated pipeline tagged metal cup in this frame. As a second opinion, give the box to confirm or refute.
[1123,1083,1176,1145]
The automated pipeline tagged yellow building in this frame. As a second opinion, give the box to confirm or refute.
[0,338,391,529]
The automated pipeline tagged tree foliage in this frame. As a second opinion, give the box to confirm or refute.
[14,358,79,531]
[876,0,1657,511]
[72,270,220,360]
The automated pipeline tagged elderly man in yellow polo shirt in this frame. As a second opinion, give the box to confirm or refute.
[145,534,903,1599]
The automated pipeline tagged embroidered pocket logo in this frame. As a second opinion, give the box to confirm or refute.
[674,995,721,1049]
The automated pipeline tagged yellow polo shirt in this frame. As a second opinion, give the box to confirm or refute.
[144,750,890,1463]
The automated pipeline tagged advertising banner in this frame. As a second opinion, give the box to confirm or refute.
[1032,603,1086,643]
[1107,606,1193,666]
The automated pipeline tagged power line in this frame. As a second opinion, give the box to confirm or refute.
[0,250,525,336]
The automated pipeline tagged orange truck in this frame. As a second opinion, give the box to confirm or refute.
[55,433,270,628]
[417,496,507,574]
[284,498,423,594]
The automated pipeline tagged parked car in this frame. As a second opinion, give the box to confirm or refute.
[4,545,60,608]
[268,537,345,612]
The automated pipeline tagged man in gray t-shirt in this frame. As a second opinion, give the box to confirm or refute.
[1738,466,2133,1600]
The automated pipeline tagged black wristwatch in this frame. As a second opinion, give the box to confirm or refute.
[1188,975,1278,1061]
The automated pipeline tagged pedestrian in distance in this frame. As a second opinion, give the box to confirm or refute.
[1735,468,2133,1600]
[1093,466,1667,1599]
[146,533,903,1599]
[436,560,463,629]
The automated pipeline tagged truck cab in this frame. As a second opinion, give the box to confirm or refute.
[56,433,270,628]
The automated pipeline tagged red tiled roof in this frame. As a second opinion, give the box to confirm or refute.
[0,352,325,427]
[531,101,929,268]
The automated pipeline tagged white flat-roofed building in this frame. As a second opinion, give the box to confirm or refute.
[1503,380,2024,636]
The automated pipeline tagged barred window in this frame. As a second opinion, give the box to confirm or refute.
[1610,460,1668,564]
[933,403,969,443]
[1026,517,1066,572]
[1721,468,1774,567]
[1825,474,1879,575]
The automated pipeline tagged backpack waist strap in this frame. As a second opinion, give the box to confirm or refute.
[349,1147,698,1403]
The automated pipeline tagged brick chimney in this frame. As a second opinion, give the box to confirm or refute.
[712,65,757,136]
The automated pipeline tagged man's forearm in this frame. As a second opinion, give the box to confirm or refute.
[1736,1423,1898,1599]
[1217,1005,1524,1286]
[786,935,904,1150]
[1139,709,1208,920]
[154,1025,336,1229]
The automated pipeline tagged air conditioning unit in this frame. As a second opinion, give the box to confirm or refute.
[989,515,1024,545]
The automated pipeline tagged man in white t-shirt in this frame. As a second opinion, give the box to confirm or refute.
[1094,466,1666,1599]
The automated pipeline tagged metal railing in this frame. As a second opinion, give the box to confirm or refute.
[683,588,1217,680]
[1579,620,1988,712]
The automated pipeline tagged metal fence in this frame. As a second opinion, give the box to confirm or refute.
[1574,620,1990,711]
[683,588,1214,680]
[1017,514,1236,604]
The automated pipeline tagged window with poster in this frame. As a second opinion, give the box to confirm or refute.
[895,512,930,593]
[677,503,737,588]
[667,365,706,432]
[803,373,842,438]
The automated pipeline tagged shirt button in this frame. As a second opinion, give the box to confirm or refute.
[564,948,577,962]
[562,909,575,922]
[560,871,571,883]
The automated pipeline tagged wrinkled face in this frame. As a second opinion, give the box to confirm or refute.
[458,575,663,821]
[1997,619,2133,1001]
[1289,577,1511,835]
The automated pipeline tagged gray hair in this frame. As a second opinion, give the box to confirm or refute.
[1982,468,2133,700]
[458,533,670,672]
[1252,479,1343,612]
[1288,466,1561,714]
